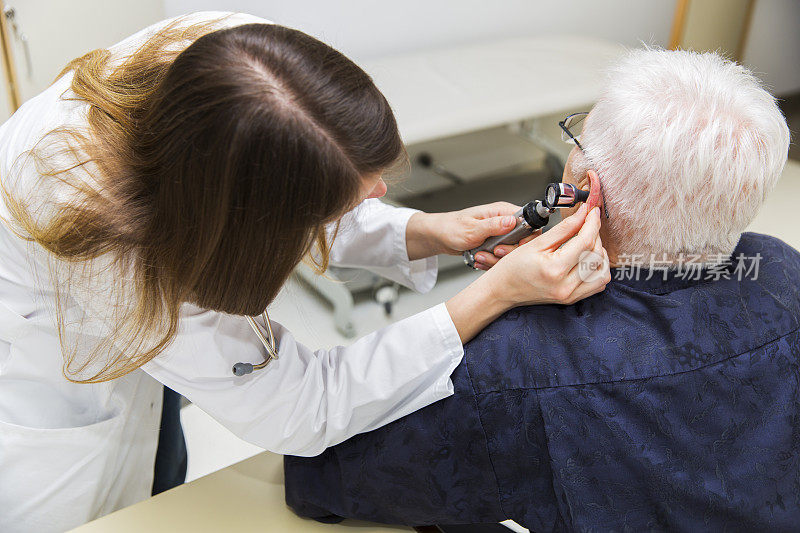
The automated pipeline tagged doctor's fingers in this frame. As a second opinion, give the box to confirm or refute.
[563,239,611,304]
[474,229,543,268]
[486,230,543,261]
[565,268,610,304]
[469,200,522,219]
[530,203,589,253]
[564,230,606,280]
[475,229,542,267]
[553,207,602,268]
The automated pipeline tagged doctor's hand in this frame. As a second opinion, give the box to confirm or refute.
[445,204,611,343]
[484,204,610,307]
[405,202,539,262]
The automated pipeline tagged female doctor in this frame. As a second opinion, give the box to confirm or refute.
[0,11,610,532]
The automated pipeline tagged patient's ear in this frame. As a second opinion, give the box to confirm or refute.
[586,170,602,212]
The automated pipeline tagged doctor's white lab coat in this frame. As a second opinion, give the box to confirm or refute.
[0,12,464,532]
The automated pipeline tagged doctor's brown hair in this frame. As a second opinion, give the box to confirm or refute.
[1,16,404,382]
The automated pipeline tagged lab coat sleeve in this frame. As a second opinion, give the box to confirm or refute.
[142,301,463,457]
[326,199,437,293]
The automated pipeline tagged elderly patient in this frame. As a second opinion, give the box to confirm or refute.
[284,49,795,531]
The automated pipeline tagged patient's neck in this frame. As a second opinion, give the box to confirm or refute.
[600,226,622,268]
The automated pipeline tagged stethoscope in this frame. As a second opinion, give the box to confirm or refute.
[232,311,279,376]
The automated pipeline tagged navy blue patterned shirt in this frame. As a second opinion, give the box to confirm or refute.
[284,232,800,531]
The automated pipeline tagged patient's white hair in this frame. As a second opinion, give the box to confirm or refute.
[572,48,790,262]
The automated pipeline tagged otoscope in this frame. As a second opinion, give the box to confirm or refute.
[463,182,589,269]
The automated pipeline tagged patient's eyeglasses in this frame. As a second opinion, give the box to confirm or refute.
[559,112,588,150]
[558,111,610,219]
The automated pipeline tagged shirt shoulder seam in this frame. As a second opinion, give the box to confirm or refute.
[474,324,800,394]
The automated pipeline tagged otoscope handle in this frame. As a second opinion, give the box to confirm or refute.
[463,201,550,269]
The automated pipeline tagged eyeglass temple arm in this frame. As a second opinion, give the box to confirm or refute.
[558,115,608,218]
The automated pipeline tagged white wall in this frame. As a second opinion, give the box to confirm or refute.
[742,0,800,96]
[8,0,797,119]
[164,0,675,63]
[163,0,800,96]
[8,0,165,103]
